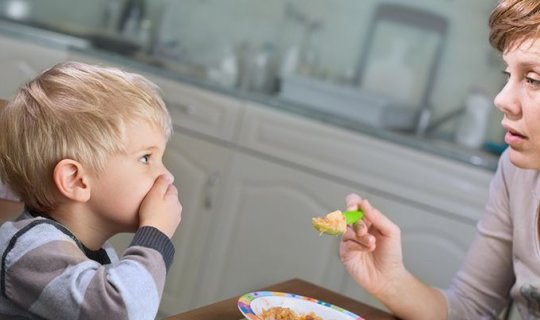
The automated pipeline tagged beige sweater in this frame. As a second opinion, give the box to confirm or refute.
[444,149,540,319]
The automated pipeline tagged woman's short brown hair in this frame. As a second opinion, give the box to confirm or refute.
[489,0,540,52]
[0,62,172,212]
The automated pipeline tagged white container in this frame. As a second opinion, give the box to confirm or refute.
[455,89,492,149]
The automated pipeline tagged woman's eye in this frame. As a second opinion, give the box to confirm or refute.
[526,76,540,87]
[139,154,150,164]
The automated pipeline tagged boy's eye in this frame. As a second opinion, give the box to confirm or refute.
[139,154,150,164]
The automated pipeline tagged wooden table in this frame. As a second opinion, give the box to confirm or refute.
[165,278,397,320]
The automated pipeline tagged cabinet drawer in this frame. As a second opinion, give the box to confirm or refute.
[152,76,243,142]
[238,102,494,222]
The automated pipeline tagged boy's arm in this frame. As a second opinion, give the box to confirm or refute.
[1,221,174,319]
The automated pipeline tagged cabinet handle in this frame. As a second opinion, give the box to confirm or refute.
[165,100,195,115]
[203,171,220,209]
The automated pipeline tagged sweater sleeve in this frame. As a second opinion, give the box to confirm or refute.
[1,221,175,320]
[442,151,514,319]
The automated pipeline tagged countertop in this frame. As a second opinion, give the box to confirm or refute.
[0,18,501,172]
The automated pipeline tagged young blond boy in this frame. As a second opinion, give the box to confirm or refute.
[0,61,182,319]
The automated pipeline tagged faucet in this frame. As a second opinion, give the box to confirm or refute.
[117,0,146,35]
[416,106,466,136]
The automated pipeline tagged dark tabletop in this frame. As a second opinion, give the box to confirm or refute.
[164,278,397,320]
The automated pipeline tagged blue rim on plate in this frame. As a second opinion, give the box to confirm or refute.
[237,291,364,320]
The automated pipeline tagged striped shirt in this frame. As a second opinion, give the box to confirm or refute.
[0,211,174,319]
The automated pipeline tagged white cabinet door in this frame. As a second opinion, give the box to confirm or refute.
[194,151,366,305]
[159,131,233,316]
[0,35,67,98]
[110,131,233,317]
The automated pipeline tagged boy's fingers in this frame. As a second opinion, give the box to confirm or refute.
[148,175,175,199]
[165,184,180,203]
[166,184,178,197]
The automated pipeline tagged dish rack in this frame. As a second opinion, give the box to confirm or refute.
[279,74,419,131]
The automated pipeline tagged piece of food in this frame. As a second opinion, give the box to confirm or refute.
[312,209,364,235]
[312,210,348,235]
[260,306,322,320]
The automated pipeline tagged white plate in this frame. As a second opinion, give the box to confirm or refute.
[238,291,364,320]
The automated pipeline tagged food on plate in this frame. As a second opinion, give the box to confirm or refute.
[312,210,347,236]
[259,306,322,320]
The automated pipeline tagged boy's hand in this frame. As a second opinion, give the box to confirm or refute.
[139,175,182,239]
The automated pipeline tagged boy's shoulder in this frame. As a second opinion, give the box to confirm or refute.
[0,212,79,259]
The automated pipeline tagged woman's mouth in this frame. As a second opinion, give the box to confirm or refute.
[504,128,527,145]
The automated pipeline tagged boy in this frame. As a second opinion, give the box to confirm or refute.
[0,61,182,319]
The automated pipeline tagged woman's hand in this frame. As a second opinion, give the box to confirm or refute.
[339,193,407,297]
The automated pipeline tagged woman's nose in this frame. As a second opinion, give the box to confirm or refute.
[494,80,520,117]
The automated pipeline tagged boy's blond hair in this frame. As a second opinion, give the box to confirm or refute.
[489,0,540,52]
[0,61,172,212]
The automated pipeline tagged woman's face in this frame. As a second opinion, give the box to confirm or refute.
[495,38,540,169]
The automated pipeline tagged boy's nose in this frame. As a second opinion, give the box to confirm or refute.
[160,166,174,182]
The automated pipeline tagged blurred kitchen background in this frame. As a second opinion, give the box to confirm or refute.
[0,0,505,157]
[0,0,518,319]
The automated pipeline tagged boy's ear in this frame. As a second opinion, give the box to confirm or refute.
[53,159,91,202]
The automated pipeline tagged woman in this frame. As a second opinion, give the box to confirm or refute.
[340,0,540,318]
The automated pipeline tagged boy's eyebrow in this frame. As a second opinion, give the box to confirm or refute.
[129,145,159,154]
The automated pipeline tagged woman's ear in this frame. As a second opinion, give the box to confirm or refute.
[53,159,91,202]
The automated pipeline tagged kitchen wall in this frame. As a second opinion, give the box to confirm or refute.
[154,0,505,142]
[0,0,506,143]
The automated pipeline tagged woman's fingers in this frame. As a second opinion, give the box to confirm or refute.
[346,193,362,210]
[342,225,376,251]
[341,195,399,253]
[360,200,399,238]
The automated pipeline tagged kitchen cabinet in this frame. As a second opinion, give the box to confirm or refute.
[188,102,494,311]
[0,34,67,98]
[158,131,233,316]
[192,151,365,305]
